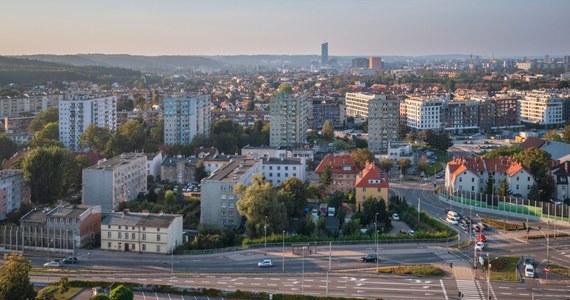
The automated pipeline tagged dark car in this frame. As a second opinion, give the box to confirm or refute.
[63,256,78,264]
[361,254,378,262]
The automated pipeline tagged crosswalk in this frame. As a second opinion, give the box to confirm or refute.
[456,279,483,300]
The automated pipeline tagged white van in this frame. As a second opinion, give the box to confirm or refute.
[525,265,535,278]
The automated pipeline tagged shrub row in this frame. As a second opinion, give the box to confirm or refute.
[377,265,445,276]
[527,232,569,239]
[481,218,524,231]
[550,263,570,277]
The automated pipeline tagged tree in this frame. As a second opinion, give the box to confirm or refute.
[110,285,133,300]
[34,122,59,141]
[276,83,292,94]
[57,276,70,295]
[0,134,18,163]
[416,156,429,176]
[406,132,417,143]
[483,145,520,158]
[0,253,36,300]
[377,158,394,175]
[149,118,164,145]
[193,160,208,183]
[321,120,335,141]
[80,124,113,153]
[350,148,375,169]
[279,177,308,218]
[562,125,570,143]
[513,147,551,179]
[544,129,562,142]
[397,158,412,175]
[360,196,389,227]
[22,146,71,205]
[320,165,332,187]
[418,130,433,143]
[496,177,511,197]
[164,190,176,208]
[117,119,146,152]
[235,174,288,233]
[28,107,58,132]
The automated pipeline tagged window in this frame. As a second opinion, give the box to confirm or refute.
[118,232,122,239]
[131,244,135,250]
[142,227,146,231]
[131,233,135,240]
[156,245,161,252]
[516,185,519,189]
[157,228,160,232]
[157,235,161,241]
[142,233,146,241]
[142,244,146,251]
[107,242,111,248]
[459,177,462,182]
[471,178,475,182]
[107,232,111,238]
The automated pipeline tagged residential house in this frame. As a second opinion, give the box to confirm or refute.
[314,154,360,193]
[355,162,389,211]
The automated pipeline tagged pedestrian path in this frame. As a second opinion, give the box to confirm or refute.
[456,279,482,300]
[436,251,485,300]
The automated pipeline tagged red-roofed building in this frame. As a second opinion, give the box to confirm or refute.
[355,162,389,211]
[445,157,535,198]
[315,154,360,193]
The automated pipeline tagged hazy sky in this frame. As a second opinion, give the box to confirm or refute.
[1,0,569,57]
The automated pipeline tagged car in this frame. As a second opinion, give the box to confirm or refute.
[43,260,61,268]
[435,174,443,179]
[92,287,107,296]
[471,225,483,232]
[475,241,485,251]
[458,223,467,231]
[525,265,535,278]
[257,259,273,267]
[477,222,489,230]
[392,213,400,221]
[524,257,534,266]
[477,233,487,242]
[407,229,415,235]
[361,254,378,262]
[312,209,318,216]
[446,217,458,225]
[63,256,78,264]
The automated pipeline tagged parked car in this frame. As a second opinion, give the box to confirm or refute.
[361,254,378,262]
[525,265,535,278]
[475,241,485,251]
[43,260,61,268]
[477,233,487,242]
[477,222,489,230]
[257,259,273,267]
[446,217,458,225]
[458,223,467,231]
[392,213,400,221]
[435,174,443,179]
[524,257,534,266]
[407,229,415,235]
[63,256,78,264]
[92,287,106,296]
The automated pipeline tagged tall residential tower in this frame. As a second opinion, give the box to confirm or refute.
[163,95,211,145]
[321,42,328,66]
[269,90,307,147]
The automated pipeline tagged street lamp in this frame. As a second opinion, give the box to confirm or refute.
[537,227,550,280]
[282,230,285,272]
[46,238,54,263]
[417,197,421,223]
[375,213,379,273]
[264,216,268,256]
[486,254,499,300]
[171,241,176,280]
[301,246,307,295]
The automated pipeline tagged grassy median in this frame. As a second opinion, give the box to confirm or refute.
[377,265,445,276]
[486,256,519,281]
[550,263,570,278]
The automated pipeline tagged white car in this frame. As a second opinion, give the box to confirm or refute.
[43,260,61,268]
[257,259,273,268]
[407,229,415,235]
[525,265,535,278]
[392,213,400,221]
[475,241,485,251]
[446,217,458,225]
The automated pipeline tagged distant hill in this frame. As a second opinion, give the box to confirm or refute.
[0,56,143,86]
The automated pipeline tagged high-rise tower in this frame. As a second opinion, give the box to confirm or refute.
[321,42,328,65]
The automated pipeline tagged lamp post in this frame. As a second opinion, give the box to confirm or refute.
[537,227,550,280]
[375,213,379,273]
[301,246,307,295]
[282,230,285,272]
[171,241,176,280]
[46,239,54,263]
[487,254,499,300]
[264,216,268,256]
[417,197,421,223]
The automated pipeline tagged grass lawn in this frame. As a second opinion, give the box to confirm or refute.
[451,240,473,249]
[377,265,445,276]
[37,286,83,300]
[486,256,519,281]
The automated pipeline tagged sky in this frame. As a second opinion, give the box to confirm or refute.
[1,0,569,57]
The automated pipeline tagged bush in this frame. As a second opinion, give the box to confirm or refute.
[481,218,524,231]
[377,265,445,276]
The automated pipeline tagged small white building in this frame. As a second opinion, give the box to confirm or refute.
[262,157,307,186]
[0,170,31,220]
[100,210,183,254]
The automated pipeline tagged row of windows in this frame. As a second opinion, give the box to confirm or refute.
[108,242,160,252]
[106,224,160,231]
[266,166,296,171]
[106,231,161,241]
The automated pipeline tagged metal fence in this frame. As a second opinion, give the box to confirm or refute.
[0,225,76,254]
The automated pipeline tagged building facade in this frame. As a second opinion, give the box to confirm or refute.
[0,170,31,220]
[83,153,147,213]
[518,91,564,126]
[369,57,382,72]
[355,162,389,212]
[163,95,211,145]
[0,94,61,118]
[314,154,360,194]
[345,93,387,120]
[261,157,307,186]
[401,96,443,131]
[307,97,344,130]
[321,42,328,65]
[200,158,262,228]
[269,92,308,147]
[160,155,199,184]
[100,211,183,254]
[59,96,117,151]
[352,58,369,69]
[368,95,400,153]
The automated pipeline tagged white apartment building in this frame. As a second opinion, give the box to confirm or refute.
[368,96,400,153]
[163,95,211,145]
[0,170,31,220]
[83,153,147,213]
[59,96,117,151]
[269,92,308,147]
[100,211,183,254]
[401,96,443,131]
[200,158,262,228]
[518,91,564,125]
[262,157,306,186]
[0,94,62,118]
[345,93,387,120]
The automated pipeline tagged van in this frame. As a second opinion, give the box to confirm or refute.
[525,265,535,278]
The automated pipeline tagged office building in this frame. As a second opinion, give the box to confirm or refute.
[321,42,328,65]
[163,95,211,145]
[269,92,308,147]
[59,96,117,151]
[369,57,382,72]
[0,170,31,220]
[100,210,183,254]
[368,95,400,153]
[200,158,262,228]
[83,153,147,213]
[519,91,564,126]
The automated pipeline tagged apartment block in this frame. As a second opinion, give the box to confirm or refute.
[314,154,360,194]
[518,91,564,126]
[355,162,389,212]
[0,170,31,220]
[269,92,308,147]
[59,96,117,151]
[261,157,306,186]
[367,95,400,153]
[345,93,387,120]
[163,95,211,145]
[100,210,183,254]
[200,158,262,228]
[83,153,147,213]
[0,94,62,118]
[441,100,479,133]
[307,96,345,130]
[160,155,199,184]
[401,96,443,131]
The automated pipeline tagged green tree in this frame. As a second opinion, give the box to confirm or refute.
[276,83,292,94]
[279,177,307,218]
[110,285,133,300]
[164,190,176,208]
[483,145,521,158]
[406,132,417,143]
[397,158,412,175]
[193,160,208,183]
[117,119,146,151]
[0,253,36,300]
[235,174,288,233]
[0,134,18,163]
[149,118,164,145]
[350,148,375,169]
[22,146,70,205]
[377,158,394,174]
[80,124,113,153]
[360,196,389,226]
[528,184,540,201]
[28,107,58,133]
[34,122,59,141]
[496,177,511,197]
[57,276,70,295]
[321,120,335,141]
[485,173,495,195]
[513,147,551,179]
[320,165,332,187]
[561,125,570,143]
[543,129,562,142]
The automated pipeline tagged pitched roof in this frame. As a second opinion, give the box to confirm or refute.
[447,156,528,182]
[520,137,545,151]
[355,161,389,188]
[314,154,360,174]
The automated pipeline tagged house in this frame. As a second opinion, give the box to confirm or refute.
[314,154,360,193]
[445,157,535,198]
[550,161,570,201]
[355,161,390,211]
[100,210,183,254]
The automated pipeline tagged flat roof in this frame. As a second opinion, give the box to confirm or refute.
[101,212,181,228]
[86,153,145,171]
[207,159,258,182]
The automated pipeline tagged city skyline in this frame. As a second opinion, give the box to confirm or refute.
[1,0,569,57]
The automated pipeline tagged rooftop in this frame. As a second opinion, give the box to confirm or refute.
[101,211,181,228]
[85,153,146,171]
[206,159,258,182]
[0,169,24,180]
